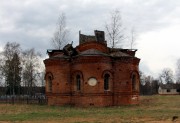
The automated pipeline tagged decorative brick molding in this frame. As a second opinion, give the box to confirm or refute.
[44,30,140,106]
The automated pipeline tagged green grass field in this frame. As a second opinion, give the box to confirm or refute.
[0,95,180,123]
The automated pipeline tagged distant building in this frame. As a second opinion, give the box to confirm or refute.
[44,30,140,106]
[158,83,180,95]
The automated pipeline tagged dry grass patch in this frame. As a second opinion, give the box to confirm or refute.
[0,95,180,123]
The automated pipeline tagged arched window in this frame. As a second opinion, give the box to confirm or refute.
[104,74,110,90]
[76,75,81,91]
[48,76,52,92]
[45,72,53,93]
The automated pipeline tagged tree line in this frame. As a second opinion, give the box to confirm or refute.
[140,62,180,95]
[0,42,44,96]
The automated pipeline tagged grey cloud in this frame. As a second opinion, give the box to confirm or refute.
[139,61,155,77]
[0,0,180,69]
[122,0,180,32]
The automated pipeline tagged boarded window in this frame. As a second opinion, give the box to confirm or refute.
[104,74,110,90]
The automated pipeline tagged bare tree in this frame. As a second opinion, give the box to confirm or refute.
[159,68,174,84]
[139,71,159,95]
[176,58,180,83]
[0,69,4,87]
[105,10,125,48]
[151,80,159,94]
[0,55,3,86]
[22,48,41,96]
[51,12,69,49]
[140,73,153,95]
[130,27,137,49]
[0,42,22,95]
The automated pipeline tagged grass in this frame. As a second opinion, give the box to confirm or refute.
[0,95,180,123]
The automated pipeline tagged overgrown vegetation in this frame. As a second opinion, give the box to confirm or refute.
[0,95,180,123]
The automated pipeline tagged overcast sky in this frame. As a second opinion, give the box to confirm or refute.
[0,0,180,78]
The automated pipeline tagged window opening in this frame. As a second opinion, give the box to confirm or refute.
[104,74,110,90]
[132,74,136,91]
[76,75,81,91]
[48,76,52,92]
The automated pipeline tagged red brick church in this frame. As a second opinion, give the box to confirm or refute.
[44,30,140,106]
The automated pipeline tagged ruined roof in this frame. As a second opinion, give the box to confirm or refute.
[79,49,108,56]
[47,49,63,58]
[47,48,135,58]
[110,51,132,57]
[79,30,106,44]
[109,48,137,57]
[53,53,64,58]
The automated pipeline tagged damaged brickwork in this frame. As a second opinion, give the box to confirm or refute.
[44,30,140,107]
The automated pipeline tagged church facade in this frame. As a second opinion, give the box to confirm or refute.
[44,30,140,106]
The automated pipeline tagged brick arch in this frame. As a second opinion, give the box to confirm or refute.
[102,70,113,91]
[130,70,140,92]
[130,70,140,79]
[72,70,84,91]
[76,41,108,53]
[45,72,54,80]
[102,70,113,78]
[72,70,84,81]
[45,72,54,93]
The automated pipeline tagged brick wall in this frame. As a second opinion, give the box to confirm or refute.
[44,40,140,106]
